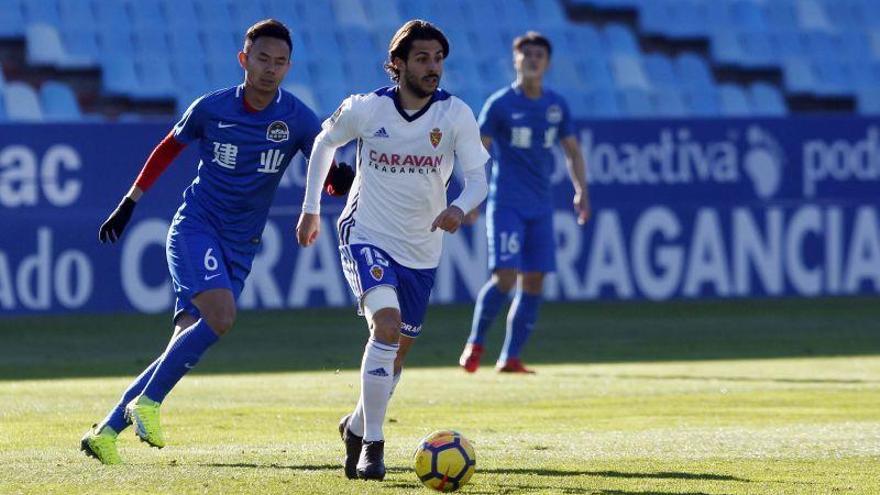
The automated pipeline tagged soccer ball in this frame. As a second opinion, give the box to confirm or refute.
[413,430,476,492]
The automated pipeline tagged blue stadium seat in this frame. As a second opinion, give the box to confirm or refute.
[782,58,816,93]
[205,57,242,88]
[498,0,531,32]
[23,0,60,25]
[479,58,515,90]
[168,29,205,59]
[674,53,715,90]
[749,82,787,116]
[803,32,838,62]
[526,0,568,28]
[58,0,95,33]
[812,61,852,96]
[609,54,650,90]
[163,0,200,30]
[302,28,343,64]
[396,0,434,20]
[796,0,834,31]
[128,0,165,29]
[332,0,371,28]
[443,28,477,59]
[4,81,44,121]
[653,89,688,117]
[25,24,66,66]
[194,0,233,30]
[94,1,132,33]
[264,0,297,26]
[0,0,24,38]
[643,53,678,89]
[710,30,744,65]
[469,28,509,61]
[170,55,210,94]
[40,80,81,121]
[102,58,140,97]
[338,27,378,58]
[763,0,798,29]
[202,29,238,65]
[618,89,654,117]
[718,84,751,116]
[602,24,639,54]
[738,31,774,67]
[837,31,870,62]
[229,1,269,33]
[589,89,622,118]
[362,0,403,28]
[685,88,720,116]
[60,27,99,65]
[579,58,615,91]
[856,90,880,114]
[770,30,805,59]
[567,25,603,56]
[344,55,387,91]
[730,0,768,32]
[133,26,171,59]
[99,27,135,59]
[282,82,321,115]
[296,0,336,26]
[443,57,482,94]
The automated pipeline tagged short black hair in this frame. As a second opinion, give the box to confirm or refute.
[384,19,450,82]
[513,31,552,58]
[244,19,292,55]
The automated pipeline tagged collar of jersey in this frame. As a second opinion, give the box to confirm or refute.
[378,86,441,123]
[236,84,282,113]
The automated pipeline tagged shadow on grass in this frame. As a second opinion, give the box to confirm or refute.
[2,297,879,380]
[202,462,409,474]
[482,467,748,482]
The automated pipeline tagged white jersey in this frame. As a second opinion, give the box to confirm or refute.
[320,87,490,269]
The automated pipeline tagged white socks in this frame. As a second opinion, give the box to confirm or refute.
[349,369,402,438]
[358,338,398,442]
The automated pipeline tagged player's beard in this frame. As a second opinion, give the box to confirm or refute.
[403,70,439,99]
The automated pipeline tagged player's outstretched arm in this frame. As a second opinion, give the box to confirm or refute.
[98,132,185,243]
[299,131,341,247]
[561,136,591,225]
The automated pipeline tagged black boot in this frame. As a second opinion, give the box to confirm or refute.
[338,414,363,480]
[356,440,386,480]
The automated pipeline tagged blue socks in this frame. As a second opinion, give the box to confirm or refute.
[99,357,162,433]
[467,280,511,345]
[141,319,219,404]
[500,292,541,361]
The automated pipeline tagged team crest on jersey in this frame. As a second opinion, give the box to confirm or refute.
[266,121,289,142]
[370,265,384,281]
[546,105,563,124]
[429,127,442,148]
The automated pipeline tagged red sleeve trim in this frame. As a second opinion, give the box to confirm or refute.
[133,131,186,191]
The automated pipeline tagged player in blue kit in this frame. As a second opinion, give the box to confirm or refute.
[79,19,345,464]
[459,32,591,374]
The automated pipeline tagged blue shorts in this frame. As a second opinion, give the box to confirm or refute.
[339,243,436,338]
[166,214,254,322]
[487,203,556,273]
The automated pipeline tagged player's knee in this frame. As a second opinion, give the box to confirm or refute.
[521,273,545,294]
[371,310,401,345]
[203,306,236,336]
[493,270,517,293]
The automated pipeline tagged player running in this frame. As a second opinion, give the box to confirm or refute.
[296,20,489,481]
[80,19,346,464]
[458,31,591,374]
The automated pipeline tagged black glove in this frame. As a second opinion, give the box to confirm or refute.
[98,197,137,243]
[324,162,355,196]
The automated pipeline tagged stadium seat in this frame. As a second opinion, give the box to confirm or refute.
[770,30,806,59]
[3,82,44,121]
[796,0,834,31]
[609,54,650,90]
[653,89,688,117]
[526,0,568,28]
[710,30,744,65]
[763,0,798,29]
[163,0,200,30]
[618,89,654,117]
[675,53,715,90]
[782,58,816,93]
[168,29,205,59]
[730,0,768,32]
[194,0,234,30]
[643,53,678,89]
[589,89,622,118]
[102,58,140,97]
[749,82,787,116]
[26,24,67,67]
[40,80,81,121]
[171,56,210,94]
[332,0,371,28]
[22,0,60,25]
[58,0,96,33]
[580,58,615,91]
[133,26,171,60]
[602,24,639,54]
[282,82,321,115]
[61,27,100,64]
[128,0,165,29]
[567,25,603,56]
[93,1,132,33]
[362,0,403,28]
[685,88,720,116]
[738,31,774,67]
[0,0,25,38]
[856,90,880,114]
[718,84,751,116]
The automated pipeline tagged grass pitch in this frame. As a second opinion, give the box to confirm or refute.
[1,298,879,494]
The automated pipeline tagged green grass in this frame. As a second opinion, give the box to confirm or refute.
[1,298,879,494]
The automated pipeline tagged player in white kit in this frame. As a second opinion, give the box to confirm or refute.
[296,20,489,481]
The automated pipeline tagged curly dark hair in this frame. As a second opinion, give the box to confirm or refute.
[384,20,450,82]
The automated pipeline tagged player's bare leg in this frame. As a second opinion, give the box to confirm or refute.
[497,272,543,373]
[461,269,517,372]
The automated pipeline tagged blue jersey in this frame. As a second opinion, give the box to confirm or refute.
[478,84,574,212]
[172,85,321,251]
